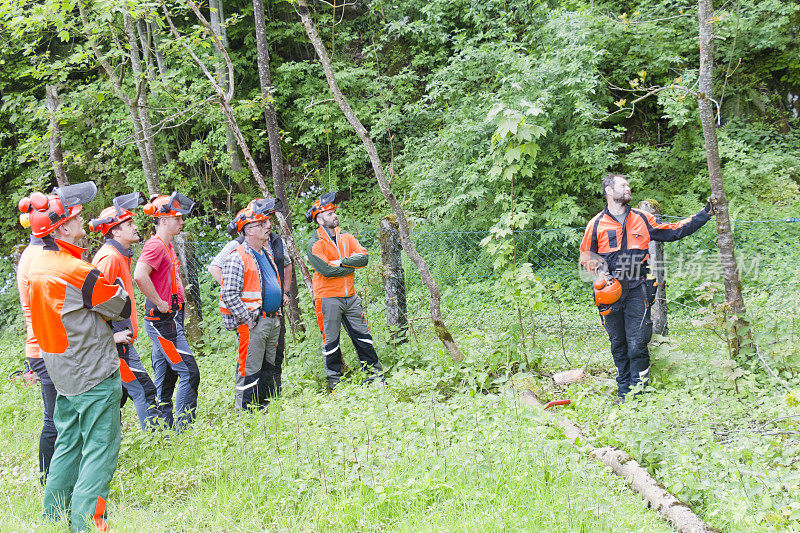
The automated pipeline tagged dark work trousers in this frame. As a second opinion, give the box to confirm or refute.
[261,315,286,399]
[118,343,161,431]
[602,283,653,398]
[27,357,57,483]
[144,309,200,432]
[315,295,383,389]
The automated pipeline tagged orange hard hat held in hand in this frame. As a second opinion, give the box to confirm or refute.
[594,275,622,307]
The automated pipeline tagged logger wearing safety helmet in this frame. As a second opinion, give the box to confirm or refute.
[579,173,715,402]
[21,181,132,532]
[90,193,162,431]
[133,191,198,432]
[305,191,384,389]
[16,207,54,484]
[209,198,294,405]
[218,198,286,409]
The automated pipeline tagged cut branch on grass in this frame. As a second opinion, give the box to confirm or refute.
[296,0,464,362]
[518,390,714,533]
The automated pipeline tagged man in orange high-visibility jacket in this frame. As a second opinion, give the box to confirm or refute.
[16,220,55,484]
[210,198,293,399]
[21,182,131,532]
[579,173,715,402]
[305,191,383,389]
[219,199,284,410]
[90,193,161,431]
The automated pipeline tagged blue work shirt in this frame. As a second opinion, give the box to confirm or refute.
[252,248,282,313]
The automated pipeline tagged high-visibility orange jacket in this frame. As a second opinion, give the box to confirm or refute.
[28,237,132,396]
[16,238,44,359]
[306,227,368,299]
[580,206,710,280]
[92,239,139,340]
[219,243,281,329]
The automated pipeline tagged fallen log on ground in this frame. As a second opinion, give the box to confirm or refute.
[518,389,716,533]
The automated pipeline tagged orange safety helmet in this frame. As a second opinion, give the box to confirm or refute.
[18,182,98,237]
[594,276,623,309]
[305,190,349,223]
[88,192,142,235]
[143,191,195,217]
[227,198,282,236]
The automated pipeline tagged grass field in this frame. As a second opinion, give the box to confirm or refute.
[0,326,672,532]
[1,259,798,531]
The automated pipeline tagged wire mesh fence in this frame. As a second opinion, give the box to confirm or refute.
[2,216,798,348]
[164,216,800,339]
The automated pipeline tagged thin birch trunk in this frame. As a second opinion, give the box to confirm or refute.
[136,19,159,83]
[697,0,746,316]
[162,0,314,293]
[296,0,465,362]
[209,0,243,174]
[77,1,160,195]
[123,13,159,184]
[45,84,70,187]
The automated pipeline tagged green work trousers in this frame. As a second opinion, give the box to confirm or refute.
[43,371,122,532]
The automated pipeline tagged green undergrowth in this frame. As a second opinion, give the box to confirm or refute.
[0,331,672,532]
[1,261,798,531]
[534,306,800,532]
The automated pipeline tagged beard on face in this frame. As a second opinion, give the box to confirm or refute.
[318,212,339,228]
[613,190,631,205]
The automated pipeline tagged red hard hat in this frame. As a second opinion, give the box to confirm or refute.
[594,277,623,306]
[89,206,134,235]
[89,192,142,235]
[305,191,349,223]
[143,191,195,217]
[228,198,282,235]
[18,182,97,237]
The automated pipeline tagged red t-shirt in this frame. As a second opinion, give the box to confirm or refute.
[138,236,185,305]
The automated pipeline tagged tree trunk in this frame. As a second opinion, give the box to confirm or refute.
[697,0,745,315]
[174,232,204,348]
[77,1,160,195]
[698,0,750,361]
[296,0,465,362]
[252,0,301,328]
[161,0,314,295]
[136,19,158,84]
[123,13,159,188]
[149,18,169,80]
[638,200,667,336]
[45,84,70,187]
[209,0,243,174]
[379,216,408,344]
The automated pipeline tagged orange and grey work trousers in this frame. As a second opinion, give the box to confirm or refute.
[315,295,382,388]
[234,312,281,410]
